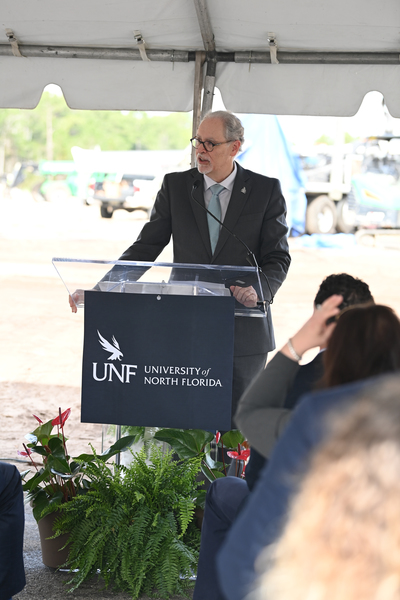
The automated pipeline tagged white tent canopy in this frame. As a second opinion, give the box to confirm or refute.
[0,0,399,116]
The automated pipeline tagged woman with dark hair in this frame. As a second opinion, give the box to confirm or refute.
[236,298,400,457]
[320,303,400,388]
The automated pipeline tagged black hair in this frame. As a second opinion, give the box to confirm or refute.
[314,273,374,308]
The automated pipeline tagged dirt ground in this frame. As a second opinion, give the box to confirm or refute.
[1,186,400,462]
[1,187,400,599]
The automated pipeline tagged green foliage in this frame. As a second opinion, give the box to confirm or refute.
[0,90,192,168]
[315,134,334,146]
[107,426,163,460]
[154,428,215,459]
[19,410,137,522]
[220,430,245,448]
[344,131,357,144]
[154,428,246,483]
[54,447,201,599]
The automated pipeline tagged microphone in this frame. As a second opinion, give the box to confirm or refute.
[191,180,274,312]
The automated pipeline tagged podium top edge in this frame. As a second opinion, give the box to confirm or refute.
[51,258,260,273]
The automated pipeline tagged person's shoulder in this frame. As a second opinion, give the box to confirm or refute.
[236,162,279,186]
[298,376,374,417]
[277,379,373,456]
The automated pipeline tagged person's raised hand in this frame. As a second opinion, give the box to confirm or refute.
[281,294,343,361]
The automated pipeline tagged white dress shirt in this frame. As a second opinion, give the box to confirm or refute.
[203,162,237,226]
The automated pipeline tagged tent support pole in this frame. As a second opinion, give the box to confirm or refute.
[191,51,205,168]
[0,45,397,65]
[193,0,215,53]
[201,55,216,118]
[193,0,217,119]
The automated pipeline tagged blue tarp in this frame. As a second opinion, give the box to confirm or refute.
[236,114,307,235]
[291,233,357,248]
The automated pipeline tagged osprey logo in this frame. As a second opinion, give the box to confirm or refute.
[97,330,123,361]
[93,330,137,383]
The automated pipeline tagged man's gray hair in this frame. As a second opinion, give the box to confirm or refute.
[201,110,245,150]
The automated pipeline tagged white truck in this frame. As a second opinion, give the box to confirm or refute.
[71,147,189,219]
[302,146,361,234]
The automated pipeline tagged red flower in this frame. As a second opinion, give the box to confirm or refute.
[227,451,239,459]
[52,408,71,427]
[227,449,251,461]
[18,448,32,457]
[238,449,250,461]
[215,431,221,444]
[33,414,43,424]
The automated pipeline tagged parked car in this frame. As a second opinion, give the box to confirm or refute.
[87,173,156,218]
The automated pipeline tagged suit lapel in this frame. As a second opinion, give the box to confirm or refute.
[213,164,252,261]
[187,172,213,258]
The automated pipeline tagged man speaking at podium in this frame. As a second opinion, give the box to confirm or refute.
[72,110,291,421]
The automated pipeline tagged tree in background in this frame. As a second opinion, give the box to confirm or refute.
[315,134,334,146]
[0,90,192,173]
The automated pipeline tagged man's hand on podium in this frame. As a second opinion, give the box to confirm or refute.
[230,285,258,308]
[69,289,84,313]
[68,286,259,311]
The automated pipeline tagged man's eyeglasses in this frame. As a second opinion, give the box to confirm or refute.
[190,137,235,152]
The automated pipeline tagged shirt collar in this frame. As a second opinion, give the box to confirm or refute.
[204,161,237,191]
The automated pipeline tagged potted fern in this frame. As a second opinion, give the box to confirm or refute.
[53,445,202,598]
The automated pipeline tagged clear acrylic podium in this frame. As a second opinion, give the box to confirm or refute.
[52,258,268,318]
[53,257,267,434]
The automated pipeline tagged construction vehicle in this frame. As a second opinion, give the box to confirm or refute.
[7,160,78,201]
[302,131,400,236]
[350,135,400,228]
[301,146,361,234]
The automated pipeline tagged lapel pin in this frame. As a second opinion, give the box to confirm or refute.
[241,187,246,194]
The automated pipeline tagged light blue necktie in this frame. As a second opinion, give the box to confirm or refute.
[208,183,224,253]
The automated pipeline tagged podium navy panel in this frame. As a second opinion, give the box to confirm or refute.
[81,291,235,430]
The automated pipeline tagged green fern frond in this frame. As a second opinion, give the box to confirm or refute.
[54,445,202,598]
[176,496,195,536]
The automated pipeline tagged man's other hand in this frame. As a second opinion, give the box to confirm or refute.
[230,285,258,308]
[69,289,84,313]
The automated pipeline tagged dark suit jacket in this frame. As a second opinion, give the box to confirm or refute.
[0,463,25,599]
[284,350,324,409]
[218,375,383,600]
[245,351,325,490]
[119,163,291,356]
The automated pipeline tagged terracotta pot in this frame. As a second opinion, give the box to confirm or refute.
[37,510,70,568]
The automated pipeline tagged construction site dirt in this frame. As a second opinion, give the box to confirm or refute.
[1,189,399,599]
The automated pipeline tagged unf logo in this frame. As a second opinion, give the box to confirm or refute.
[92,330,137,383]
[97,330,123,361]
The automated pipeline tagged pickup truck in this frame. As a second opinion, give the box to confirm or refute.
[88,173,156,218]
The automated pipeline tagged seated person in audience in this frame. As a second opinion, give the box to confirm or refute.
[254,375,400,600]
[193,273,373,600]
[218,302,400,600]
[0,462,25,600]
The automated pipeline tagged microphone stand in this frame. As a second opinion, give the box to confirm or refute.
[191,180,273,315]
